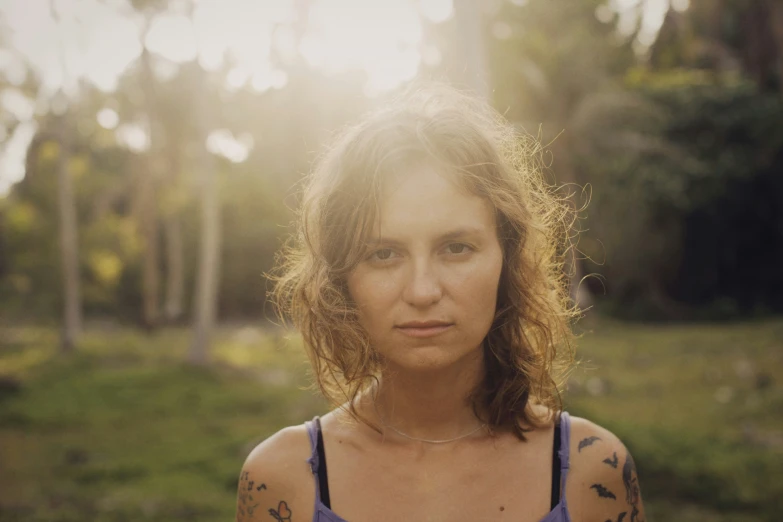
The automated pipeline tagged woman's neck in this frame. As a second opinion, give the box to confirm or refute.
[363,350,487,442]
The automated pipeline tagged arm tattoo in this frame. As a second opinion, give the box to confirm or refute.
[590,483,617,499]
[603,452,619,468]
[622,452,645,522]
[268,500,292,521]
[578,436,602,452]
[237,471,267,521]
[605,513,627,522]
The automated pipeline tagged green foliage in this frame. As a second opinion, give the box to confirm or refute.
[622,70,783,210]
[488,0,635,128]
[1,0,780,326]
[0,58,373,325]
[579,70,783,318]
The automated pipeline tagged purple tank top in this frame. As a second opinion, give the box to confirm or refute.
[305,412,572,522]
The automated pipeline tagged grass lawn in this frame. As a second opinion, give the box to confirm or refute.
[0,316,781,521]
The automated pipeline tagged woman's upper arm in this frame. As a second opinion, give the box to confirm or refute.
[236,425,315,522]
[566,417,647,522]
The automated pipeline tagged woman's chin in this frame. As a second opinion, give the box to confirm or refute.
[383,345,480,373]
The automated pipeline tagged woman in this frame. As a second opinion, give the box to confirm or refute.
[236,85,646,522]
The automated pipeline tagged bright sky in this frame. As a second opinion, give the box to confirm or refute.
[0,0,676,196]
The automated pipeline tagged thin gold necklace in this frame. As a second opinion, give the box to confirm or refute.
[372,399,488,444]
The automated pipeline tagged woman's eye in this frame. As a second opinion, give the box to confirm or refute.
[371,248,395,261]
[366,244,470,262]
[446,243,471,254]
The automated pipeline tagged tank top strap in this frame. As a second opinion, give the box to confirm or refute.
[304,416,322,477]
[305,416,342,521]
[558,411,572,498]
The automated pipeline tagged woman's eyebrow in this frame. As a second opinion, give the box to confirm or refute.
[367,227,485,246]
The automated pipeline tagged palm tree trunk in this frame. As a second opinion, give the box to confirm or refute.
[188,73,221,366]
[189,153,220,365]
[55,112,82,352]
[163,213,184,321]
[139,47,161,329]
[453,0,491,98]
[162,129,185,323]
[140,186,159,329]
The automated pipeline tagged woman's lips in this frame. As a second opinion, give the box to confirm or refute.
[395,324,453,338]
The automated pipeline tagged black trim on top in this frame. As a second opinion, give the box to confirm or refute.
[316,421,332,509]
[316,415,562,512]
[551,414,562,510]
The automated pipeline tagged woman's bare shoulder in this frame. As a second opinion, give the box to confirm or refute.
[566,415,630,466]
[565,416,648,522]
[236,424,315,522]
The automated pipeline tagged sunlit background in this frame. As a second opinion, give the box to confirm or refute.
[0,0,681,194]
[1,0,782,521]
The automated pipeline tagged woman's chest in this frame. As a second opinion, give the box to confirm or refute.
[324,439,556,522]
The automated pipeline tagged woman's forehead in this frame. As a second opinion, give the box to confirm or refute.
[370,163,497,239]
[377,159,478,200]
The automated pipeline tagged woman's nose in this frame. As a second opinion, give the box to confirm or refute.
[401,259,443,307]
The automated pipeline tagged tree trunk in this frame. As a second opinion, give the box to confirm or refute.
[189,154,220,365]
[452,0,491,99]
[188,74,221,366]
[139,47,161,329]
[767,0,783,97]
[55,112,82,352]
[162,125,185,323]
[140,184,160,329]
[163,213,184,321]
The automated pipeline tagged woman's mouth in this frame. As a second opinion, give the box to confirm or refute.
[395,321,454,338]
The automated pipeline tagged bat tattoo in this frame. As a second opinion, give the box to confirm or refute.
[622,452,645,521]
[268,500,292,522]
[578,436,602,452]
[605,512,627,522]
[590,483,617,500]
[603,452,619,468]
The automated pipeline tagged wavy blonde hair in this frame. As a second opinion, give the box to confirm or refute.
[271,84,581,440]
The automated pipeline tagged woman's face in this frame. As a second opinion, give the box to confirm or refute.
[346,163,504,372]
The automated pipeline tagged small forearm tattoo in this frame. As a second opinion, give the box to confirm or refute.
[605,512,627,522]
[268,500,292,521]
[590,483,617,499]
[603,451,619,468]
[578,436,602,452]
[237,470,268,521]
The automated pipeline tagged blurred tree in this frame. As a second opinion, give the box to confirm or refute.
[158,87,189,323]
[188,62,220,366]
[486,0,645,312]
[624,73,783,317]
[650,0,782,93]
[138,45,162,329]
[50,0,82,351]
[773,1,783,95]
[129,0,181,328]
[54,107,82,351]
[452,0,491,98]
